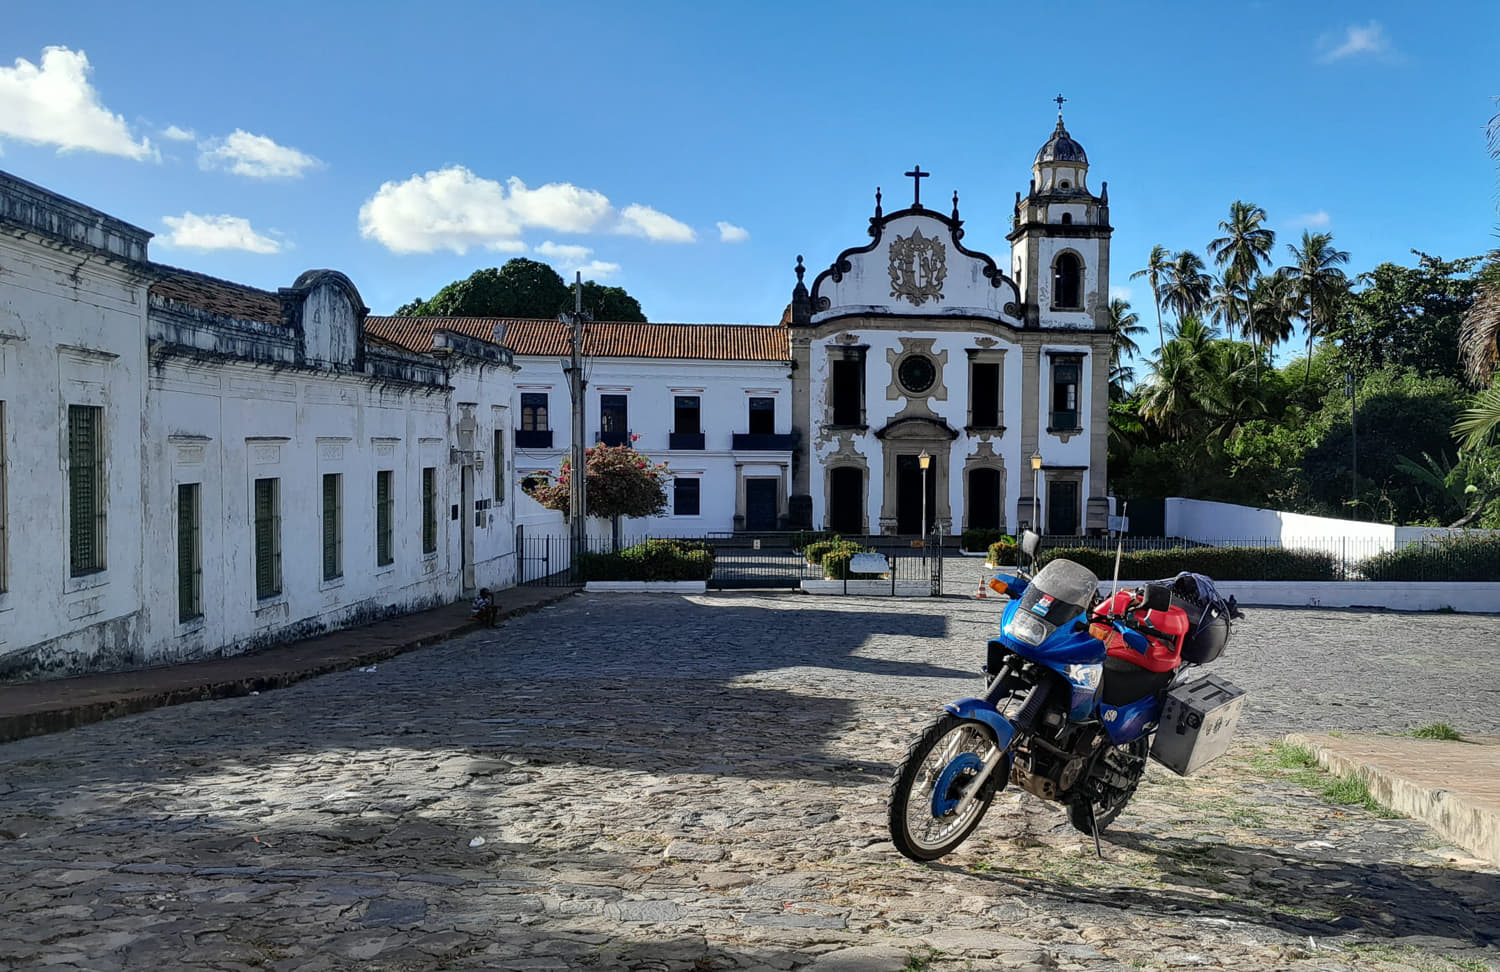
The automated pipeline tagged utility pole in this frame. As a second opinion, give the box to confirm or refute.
[566,272,589,563]
[1346,370,1358,518]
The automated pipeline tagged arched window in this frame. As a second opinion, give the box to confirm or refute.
[1060,213,1073,225]
[1053,252,1083,310]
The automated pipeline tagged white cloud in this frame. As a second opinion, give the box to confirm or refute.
[1110,285,1133,302]
[618,203,696,243]
[535,242,620,280]
[360,165,695,255]
[1290,210,1332,229]
[0,46,155,159]
[505,178,613,234]
[1318,21,1394,62]
[717,221,750,243]
[161,212,281,254]
[199,130,323,179]
[162,124,195,142]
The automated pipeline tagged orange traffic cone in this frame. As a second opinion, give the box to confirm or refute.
[975,571,988,599]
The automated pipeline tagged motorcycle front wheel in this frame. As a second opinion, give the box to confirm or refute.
[1066,736,1149,836]
[888,714,1004,862]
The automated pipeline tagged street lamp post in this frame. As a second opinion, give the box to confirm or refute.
[918,450,931,559]
[1346,371,1358,518]
[1030,451,1043,535]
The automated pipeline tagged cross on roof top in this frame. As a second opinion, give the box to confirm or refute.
[1054,93,1067,114]
[904,165,929,207]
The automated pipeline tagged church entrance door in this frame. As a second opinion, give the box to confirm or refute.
[895,454,937,534]
[828,467,864,535]
[745,479,778,531]
[1047,480,1079,536]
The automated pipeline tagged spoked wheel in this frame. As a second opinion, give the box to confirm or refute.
[1066,737,1149,836]
[888,714,1006,861]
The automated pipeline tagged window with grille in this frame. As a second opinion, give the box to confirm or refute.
[0,401,6,593]
[253,477,282,598]
[1050,358,1082,430]
[521,393,548,431]
[376,470,394,566]
[68,404,106,576]
[177,483,201,620]
[322,473,342,581]
[493,429,505,504]
[421,467,437,554]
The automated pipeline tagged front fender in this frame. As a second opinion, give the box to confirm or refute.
[942,698,1018,752]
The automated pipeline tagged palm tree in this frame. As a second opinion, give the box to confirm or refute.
[1129,244,1172,354]
[1250,269,1299,354]
[1108,298,1147,401]
[1208,201,1276,380]
[1283,231,1351,381]
[1206,274,1250,344]
[1159,250,1213,328]
[1138,314,1229,439]
[1455,104,1500,450]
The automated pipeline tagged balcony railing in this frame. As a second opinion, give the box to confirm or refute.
[732,432,796,451]
[669,432,706,450]
[1048,411,1080,432]
[593,428,631,447]
[515,429,553,448]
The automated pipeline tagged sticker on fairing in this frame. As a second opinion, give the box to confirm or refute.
[1030,594,1055,617]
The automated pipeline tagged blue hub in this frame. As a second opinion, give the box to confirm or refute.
[930,753,984,817]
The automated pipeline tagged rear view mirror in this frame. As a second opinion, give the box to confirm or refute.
[1142,583,1171,612]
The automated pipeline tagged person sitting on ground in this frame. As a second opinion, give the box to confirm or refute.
[470,588,498,626]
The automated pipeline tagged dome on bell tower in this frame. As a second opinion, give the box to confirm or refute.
[1035,116,1088,165]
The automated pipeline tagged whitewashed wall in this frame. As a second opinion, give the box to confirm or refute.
[510,355,791,537]
[0,230,150,678]
[1164,498,1500,554]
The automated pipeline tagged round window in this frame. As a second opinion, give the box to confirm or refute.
[898,355,936,394]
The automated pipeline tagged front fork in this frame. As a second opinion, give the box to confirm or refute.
[939,660,1055,818]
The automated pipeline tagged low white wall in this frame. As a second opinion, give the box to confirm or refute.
[1096,580,1500,613]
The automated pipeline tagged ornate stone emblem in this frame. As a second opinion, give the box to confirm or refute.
[888,227,947,306]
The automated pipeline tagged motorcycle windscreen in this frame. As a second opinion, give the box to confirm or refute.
[1015,559,1100,627]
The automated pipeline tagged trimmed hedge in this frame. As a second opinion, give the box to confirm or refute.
[961,528,1009,553]
[1357,535,1500,582]
[803,537,859,566]
[1038,544,1342,581]
[577,539,716,581]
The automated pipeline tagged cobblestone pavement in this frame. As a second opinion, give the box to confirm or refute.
[2,587,1499,971]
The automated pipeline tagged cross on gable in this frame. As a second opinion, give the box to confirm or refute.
[904,165,929,207]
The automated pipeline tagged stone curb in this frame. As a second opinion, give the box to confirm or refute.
[1286,732,1500,867]
[0,589,578,745]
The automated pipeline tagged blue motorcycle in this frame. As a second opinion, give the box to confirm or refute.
[888,532,1243,861]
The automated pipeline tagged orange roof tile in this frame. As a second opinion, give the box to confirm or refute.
[149,265,284,325]
[364,316,790,362]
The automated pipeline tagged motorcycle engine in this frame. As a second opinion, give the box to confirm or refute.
[1009,722,1094,800]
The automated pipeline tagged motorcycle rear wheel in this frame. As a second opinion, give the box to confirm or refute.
[1066,737,1149,836]
[888,714,1004,862]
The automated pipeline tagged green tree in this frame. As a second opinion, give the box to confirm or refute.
[1340,253,1481,380]
[1159,250,1213,328]
[1108,297,1146,398]
[570,281,646,322]
[1138,315,1227,440]
[1456,105,1500,452]
[396,258,647,321]
[1250,269,1299,354]
[1282,231,1351,382]
[1208,201,1276,379]
[1129,244,1173,354]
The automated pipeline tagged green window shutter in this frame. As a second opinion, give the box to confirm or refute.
[322,474,340,580]
[376,471,392,565]
[68,405,103,575]
[255,478,276,597]
[422,468,436,554]
[178,483,199,620]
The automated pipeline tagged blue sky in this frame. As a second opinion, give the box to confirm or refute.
[4,0,1497,358]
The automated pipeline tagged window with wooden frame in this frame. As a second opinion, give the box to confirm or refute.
[421,467,437,554]
[322,473,343,581]
[177,483,201,620]
[68,404,106,576]
[376,470,394,566]
[253,477,282,598]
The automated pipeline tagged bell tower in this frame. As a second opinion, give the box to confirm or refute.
[1007,97,1112,332]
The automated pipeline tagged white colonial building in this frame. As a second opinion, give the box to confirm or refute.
[0,170,519,681]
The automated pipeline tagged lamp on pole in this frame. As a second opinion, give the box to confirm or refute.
[1030,451,1043,535]
[918,450,931,557]
[1345,371,1358,519]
